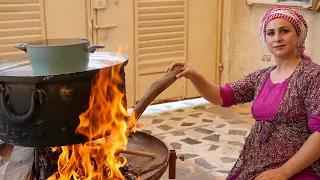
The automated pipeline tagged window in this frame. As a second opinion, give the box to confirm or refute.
[247,0,319,10]
[278,0,311,6]
[279,0,310,3]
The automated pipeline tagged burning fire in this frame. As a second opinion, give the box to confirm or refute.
[48,45,139,180]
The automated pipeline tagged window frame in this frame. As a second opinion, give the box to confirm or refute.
[247,0,319,10]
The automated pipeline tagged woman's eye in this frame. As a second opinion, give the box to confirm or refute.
[280,29,289,34]
[267,32,274,36]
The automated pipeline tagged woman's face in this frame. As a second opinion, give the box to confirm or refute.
[265,18,300,60]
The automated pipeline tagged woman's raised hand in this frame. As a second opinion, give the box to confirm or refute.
[165,61,196,79]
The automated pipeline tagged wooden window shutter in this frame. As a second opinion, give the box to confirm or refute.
[0,0,44,61]
[135,0,187,75]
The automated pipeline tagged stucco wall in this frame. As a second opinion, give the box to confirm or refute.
[221,0,320,84]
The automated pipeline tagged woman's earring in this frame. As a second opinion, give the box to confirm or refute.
[262,46,271,62]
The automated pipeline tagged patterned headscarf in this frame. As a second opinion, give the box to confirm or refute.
[260,6,311,61]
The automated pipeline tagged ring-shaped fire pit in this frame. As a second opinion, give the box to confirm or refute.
[125,131,169,180]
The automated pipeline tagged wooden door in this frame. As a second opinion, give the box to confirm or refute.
[134,0,187,103]
[134,0,222,102]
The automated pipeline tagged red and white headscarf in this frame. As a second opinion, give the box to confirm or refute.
[260,6,311,61]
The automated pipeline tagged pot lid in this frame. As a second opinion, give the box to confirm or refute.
[0,52,128,77]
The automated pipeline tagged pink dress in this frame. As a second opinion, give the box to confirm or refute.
[220,74,320,179]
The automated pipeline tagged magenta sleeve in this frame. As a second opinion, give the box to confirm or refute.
[308,116,320,133]
[220,85,235,107]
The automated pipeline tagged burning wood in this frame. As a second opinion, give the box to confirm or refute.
[34,147,139,180]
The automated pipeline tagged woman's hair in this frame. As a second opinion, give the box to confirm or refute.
[260,6,311,61]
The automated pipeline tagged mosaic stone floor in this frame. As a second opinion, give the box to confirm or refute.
[132,98,255,180]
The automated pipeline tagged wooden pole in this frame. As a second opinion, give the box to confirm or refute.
[3,146,34,180]
[120,149,156,159]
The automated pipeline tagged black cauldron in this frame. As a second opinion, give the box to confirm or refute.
[0,52,128,147]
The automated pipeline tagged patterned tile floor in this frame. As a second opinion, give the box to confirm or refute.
[132,98,255,180]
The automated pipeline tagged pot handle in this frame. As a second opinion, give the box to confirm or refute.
[14,44,27,52]
[127,65,183,127]
[86,44,105,53]
[0,84,45,124]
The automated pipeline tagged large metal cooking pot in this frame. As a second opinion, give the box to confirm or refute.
[0,52,127,147]
[14,38,105,76]
[0,52,182,147]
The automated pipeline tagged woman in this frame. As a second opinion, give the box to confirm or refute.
[166,6,320,180]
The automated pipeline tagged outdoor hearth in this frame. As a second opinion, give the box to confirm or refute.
[1,131,170,180]
[0,51,183,180]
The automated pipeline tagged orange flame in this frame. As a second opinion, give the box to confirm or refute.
[48,45,137,180]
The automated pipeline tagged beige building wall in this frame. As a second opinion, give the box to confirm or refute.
[221,0,320,85]
[43,0,88,39]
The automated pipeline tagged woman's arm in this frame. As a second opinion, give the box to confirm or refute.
[166,61,223,105]
[281,131,320,178]
[188,71,223,105]
[166,61,262,106]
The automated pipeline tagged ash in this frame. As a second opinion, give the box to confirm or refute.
[120,164,139,180]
